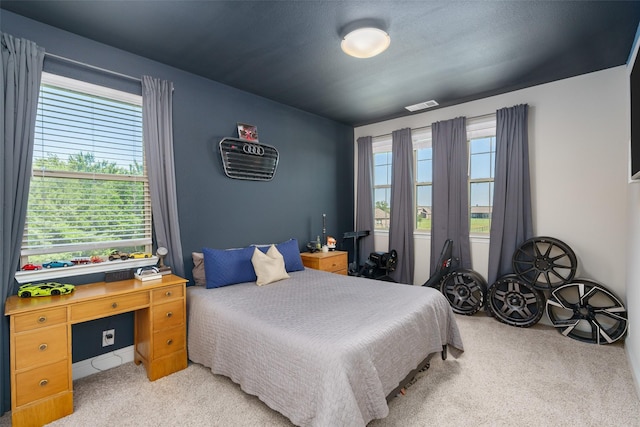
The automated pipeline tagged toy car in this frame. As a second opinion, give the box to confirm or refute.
[21,263,42,271]
[108,250,129,261]
[129,252,152,259]
[42,260,74,268]
[71,257,91,265]
[18,282,75,298]
[90,255,103,263]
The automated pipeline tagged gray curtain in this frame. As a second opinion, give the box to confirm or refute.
[488,104,533,285]
[142,76,185,278]
[389,128,415,284]
[355,136,375,267]
[430,117,472,271]
[0,33,44,414]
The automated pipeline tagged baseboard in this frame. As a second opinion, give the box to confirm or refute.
[625,343,640,400]
[72,345,135,381]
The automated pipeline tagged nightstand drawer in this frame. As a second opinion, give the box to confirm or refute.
[71,292,149,322]
[14,307,67,333]
[153,300,184,332]
[15,325,67,371]
[153,325,185,359]
[318,255,347,273]
[15,359,69,407]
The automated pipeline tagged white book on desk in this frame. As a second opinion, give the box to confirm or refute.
[135,273,162,281]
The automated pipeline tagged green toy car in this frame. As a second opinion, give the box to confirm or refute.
[18,282,75,298]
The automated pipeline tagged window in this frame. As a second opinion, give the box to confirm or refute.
[467,116,497,235]
[373,137,392,229]
[367,115,496,235]
[21,73,151,265]
[413,128,432,231]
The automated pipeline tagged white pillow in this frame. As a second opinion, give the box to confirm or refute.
[251,245,290,286]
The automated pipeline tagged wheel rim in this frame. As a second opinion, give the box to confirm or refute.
[512,236,577,290]
[488,274,545,327]
[440,269,487,315]
[546,279,627,344]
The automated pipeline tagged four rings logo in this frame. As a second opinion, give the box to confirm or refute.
[242,143,265,156]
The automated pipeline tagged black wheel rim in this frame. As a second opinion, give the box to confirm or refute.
[440,269,487,315]
[512,236,577,290]
[546,279,627,344]
[488,274,545,327]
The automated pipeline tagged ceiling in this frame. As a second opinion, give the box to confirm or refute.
[2,1,640,126]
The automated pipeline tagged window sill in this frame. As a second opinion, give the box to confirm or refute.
[15,257,158,284]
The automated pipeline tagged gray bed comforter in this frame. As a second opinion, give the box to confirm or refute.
[187,268,464,427]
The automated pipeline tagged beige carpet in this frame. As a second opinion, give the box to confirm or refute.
[2,314,639,426]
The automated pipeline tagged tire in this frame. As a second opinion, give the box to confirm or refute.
[440,269,487,315]
[512,236,577,290]
[545,279,627,344]
[487,274,545,327]
[20,291,31,298]
[51,290,60,295]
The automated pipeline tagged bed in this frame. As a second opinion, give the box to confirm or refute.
[187,247,464,427]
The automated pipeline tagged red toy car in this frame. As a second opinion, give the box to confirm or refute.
[21,263,42,271]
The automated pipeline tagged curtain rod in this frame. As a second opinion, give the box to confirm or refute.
[45,52,141,83]
[369,111,497,140]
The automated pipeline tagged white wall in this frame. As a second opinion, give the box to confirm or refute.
[625,25,640,398]
[355,67,629,302]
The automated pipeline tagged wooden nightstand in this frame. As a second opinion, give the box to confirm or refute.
[300,250,348,275]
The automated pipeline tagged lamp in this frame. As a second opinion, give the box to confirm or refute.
[156,246,170,273]
[341,27,390,58]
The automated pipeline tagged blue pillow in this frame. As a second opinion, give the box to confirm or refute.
[275,238,305,272]
[202,246,257,288]
[254,238,305,272]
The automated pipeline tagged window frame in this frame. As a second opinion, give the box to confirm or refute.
[16,73,155,282]
[367,114,497,237]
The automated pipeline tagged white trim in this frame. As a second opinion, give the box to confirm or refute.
[15,256,158,283]
[42,72,142,105]
[72,345,135,380]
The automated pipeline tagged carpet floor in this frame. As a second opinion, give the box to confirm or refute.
[1,313,638,426]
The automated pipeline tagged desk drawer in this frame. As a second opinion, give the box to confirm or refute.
[318,254,347,273]
[152,284,184,302]
[15,359,69,407]
[153,325,185,359]
[153,300,184,332]
[15,325,67,371]
[14,307,67,333]
[70,292,149,322]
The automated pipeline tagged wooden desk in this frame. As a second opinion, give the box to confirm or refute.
[5,274,188,427]
[300,250,348,275]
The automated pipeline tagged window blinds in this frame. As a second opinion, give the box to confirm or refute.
[22,73,151,257]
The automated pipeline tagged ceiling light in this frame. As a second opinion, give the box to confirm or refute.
[341,27,390,58]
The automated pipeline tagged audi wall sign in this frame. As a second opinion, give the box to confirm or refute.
[219,137,279,181]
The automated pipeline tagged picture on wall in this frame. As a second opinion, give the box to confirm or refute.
[237,123,259,142]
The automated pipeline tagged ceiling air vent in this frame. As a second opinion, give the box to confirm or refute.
[405,100,439,112]
[219,137,279,181]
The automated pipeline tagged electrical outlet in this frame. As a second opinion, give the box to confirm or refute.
[102,329,115,347]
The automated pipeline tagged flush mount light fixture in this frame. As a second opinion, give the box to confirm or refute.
[341,27,390,58]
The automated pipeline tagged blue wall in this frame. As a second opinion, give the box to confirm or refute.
[3,11,354,361]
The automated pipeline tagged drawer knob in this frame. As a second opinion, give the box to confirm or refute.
[39,343,48,351]
[166,339,173,346]
[39,379,48,387]
[38,316,47,323]
[111,302,118,309]
[165,291,172,297]
[166,312,173,318]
